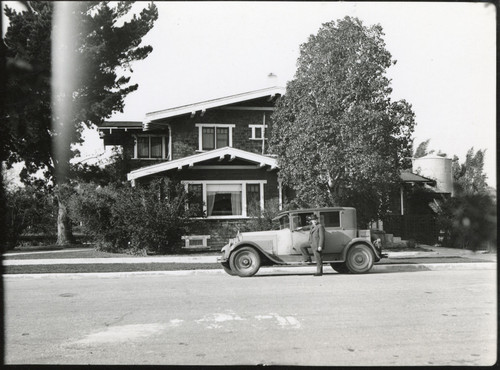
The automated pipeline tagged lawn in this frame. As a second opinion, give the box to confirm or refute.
[3,263,222,274]
[3,245,221,260]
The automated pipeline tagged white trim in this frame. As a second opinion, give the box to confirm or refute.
[99,126,142,130]
[183,180,267,184]
[219,106,275,111]
[182,180,267,218]
[195,124,235,151]
[278,180,283,210]
[189,165,262,170]
[127,147,278,181]
[259,182,265,212]
[144,86,285,123]
[249,124,267,140]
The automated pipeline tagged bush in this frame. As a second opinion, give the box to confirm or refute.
[69,179,194,254]
[240,198,283,232]
[431,192,497,251]
[4,186,57,250]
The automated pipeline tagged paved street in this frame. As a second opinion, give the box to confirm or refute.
[4,267,497,366]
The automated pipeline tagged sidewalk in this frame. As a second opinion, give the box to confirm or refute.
[3,246,496,265]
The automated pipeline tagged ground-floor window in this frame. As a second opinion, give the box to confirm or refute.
[183,180,266,218]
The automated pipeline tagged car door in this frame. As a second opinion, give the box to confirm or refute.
[290,212,313,255]
[320,210,353,254]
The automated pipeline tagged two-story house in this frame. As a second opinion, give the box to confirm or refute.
[98,86,287,248]
[99,85,447,248]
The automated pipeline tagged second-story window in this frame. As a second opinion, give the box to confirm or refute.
[196,124,234,151]
[249,124,267,140]
[134,135,167,159]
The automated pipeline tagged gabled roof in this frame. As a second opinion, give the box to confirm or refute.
[127,147,278,181]
[400,171,435,183]
[144,86,285,123]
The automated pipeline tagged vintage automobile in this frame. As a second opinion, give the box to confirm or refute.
[218,207,387,277]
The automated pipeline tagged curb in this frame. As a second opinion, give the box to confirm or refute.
[3,262,496,279]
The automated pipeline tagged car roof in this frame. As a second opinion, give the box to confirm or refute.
[274,207,355,218]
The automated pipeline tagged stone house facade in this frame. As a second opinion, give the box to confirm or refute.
[98,87,287,249]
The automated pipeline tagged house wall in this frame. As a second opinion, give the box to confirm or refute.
[161,109,274,160]
[137,167,281,249]
[168,168,280,201]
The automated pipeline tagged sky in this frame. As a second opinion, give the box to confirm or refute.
[3,1,497,187]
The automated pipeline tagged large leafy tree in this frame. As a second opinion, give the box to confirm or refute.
[413,139,447,158]
[452,147,489,195]
[2,1,158,244]
[270,16,415,225]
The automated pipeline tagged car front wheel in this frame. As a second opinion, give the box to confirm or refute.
[345,244,374,274]
[221,262,237,276]
[330,262,350,274]
[229,246,261,277]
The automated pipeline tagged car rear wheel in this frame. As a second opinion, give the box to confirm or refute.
[229,246,261,277]
[345,244,374,274]
[221,262,237,276]
[330,262,350,274]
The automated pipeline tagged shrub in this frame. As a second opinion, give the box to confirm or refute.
[70,179,194,254]
[240,198,283,232]
[430,192,497,251]
[4,186,57,249]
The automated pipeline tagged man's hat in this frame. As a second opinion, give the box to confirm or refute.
[308,214,318,221]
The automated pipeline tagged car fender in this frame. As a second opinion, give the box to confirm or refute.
[342,238,381,261]
[230,241,283,265]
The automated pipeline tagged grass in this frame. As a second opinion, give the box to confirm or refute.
[4,245,221,260]
[5,241,488,275]
[3,263,222,274]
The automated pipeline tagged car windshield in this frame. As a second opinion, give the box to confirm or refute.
[278,215,290,230]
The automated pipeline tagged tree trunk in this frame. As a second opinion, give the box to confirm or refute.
[56,196,74,245]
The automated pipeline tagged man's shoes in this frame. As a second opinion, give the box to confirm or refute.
[313,273,323,276]
[304,258,312,263]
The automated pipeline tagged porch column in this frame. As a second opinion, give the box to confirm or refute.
[260,182,265,213]
[278,180,283,210]
[400,184,405,215]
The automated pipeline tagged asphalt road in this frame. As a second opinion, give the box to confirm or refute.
[4,267,497,366]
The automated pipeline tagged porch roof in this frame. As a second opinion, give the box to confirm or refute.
[127,147,278,181]
[144,86,285,125]
[98,121,142,130]
[400,171,435,184]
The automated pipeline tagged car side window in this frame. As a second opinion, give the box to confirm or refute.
[320,211,340,227]
[292,213,313,229]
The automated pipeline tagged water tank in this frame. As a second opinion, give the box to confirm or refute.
[412,155,453,195]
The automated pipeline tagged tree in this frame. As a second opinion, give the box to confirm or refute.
[2,1,158,245]
[429,146,495,251]
[413,139,447,158]
[270,16,415,225]
[452,147,489,195]
[413,139,431,158]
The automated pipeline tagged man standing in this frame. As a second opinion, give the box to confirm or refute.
[300,214,325,276]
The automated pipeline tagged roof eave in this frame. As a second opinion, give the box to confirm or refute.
[144,86,285,124]
[127,147,279,181]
